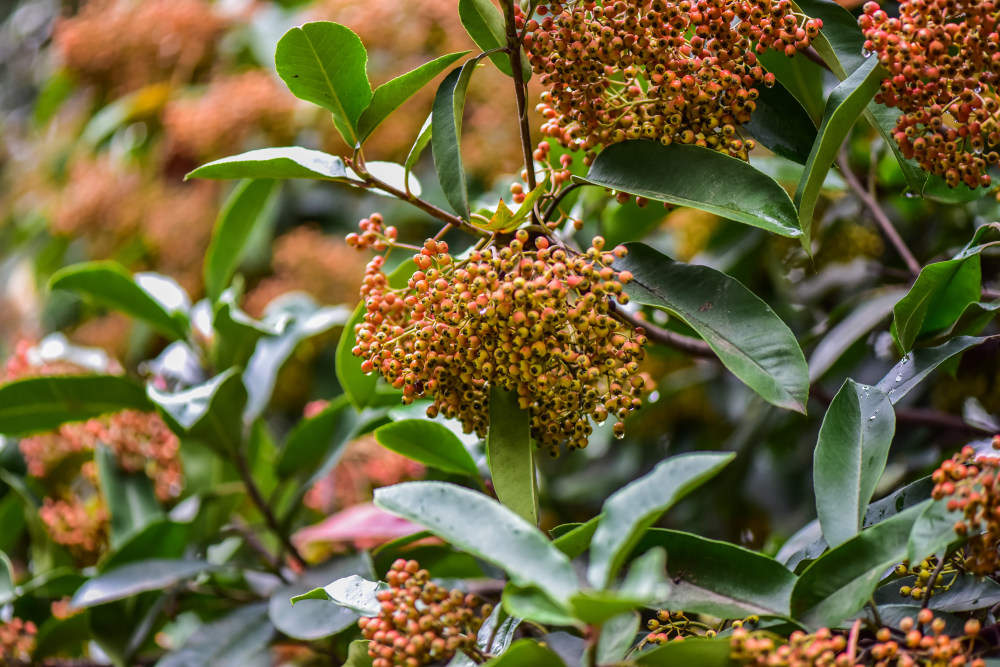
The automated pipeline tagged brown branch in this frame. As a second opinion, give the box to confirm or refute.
[501,0,537,194]
[611,303,716,357]
[803,46,833,72]
[234,448,306,571]
[837,147,922,276]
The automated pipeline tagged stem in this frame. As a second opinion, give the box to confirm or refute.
[543,182,583,222]
[228,516,289,582]
[234,448,306,571]
[922,553,949,609]
[611,303,716,357]
[357,166,487,236]
[501,0,537,195]
[837,147,922,276]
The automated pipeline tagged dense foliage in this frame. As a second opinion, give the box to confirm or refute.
[2,0,1000,665]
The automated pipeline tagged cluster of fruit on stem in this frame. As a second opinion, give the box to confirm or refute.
[358,559,491,666]
[860,0,1000,190]
[893,554,960,602]
[519,0,822,162]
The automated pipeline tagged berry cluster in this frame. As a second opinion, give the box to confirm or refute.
[346,213,400,252]
[519,0,822,160]
[860,0,1000,190]
[893,555,959,601]
[642,610,759,646]
[931,437,1000,575]
[358,559,491,666]
[352,230,651,453]
[0,618,36,664]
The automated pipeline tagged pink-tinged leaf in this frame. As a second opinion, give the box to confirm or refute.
[293,503,424,552]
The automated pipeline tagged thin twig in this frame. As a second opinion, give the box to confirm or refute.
[234,448,306,571]
[922,553,949,609]
[543,182,583,222]
[611,303,716,357]
[803,46,832,71]
[357,167,487,236]
[837,147,922,276]
[846,619,862,662]
[501,0,538,196]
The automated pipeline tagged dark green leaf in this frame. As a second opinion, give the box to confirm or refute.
[587,451,735,588]
[634,636,733,665]
[568,590,652,625]
[148,369,247,454]
[618,243,809,412]
[758,50,826,123]
[875,336,997,404]
[893,257,982,351]
[157,603,274,667]
[338,302,379,409]
[375,481,578,604]
[596,612,639,664]
[405,114,433,180]
[457,0,529,78]
[211,291,278,370]
[791,501,930,629]
[276,395,354,478]
[745,81,818,165]
[814,380,895,548]
[791,0,867,77]
[0,375,151,436]
[95,445,163,549]
[375,419,479,477]
[483,639,567,666]
[204,180,280,302]
[187,146,351,181]
[487,385,536,524]
[99,521,190,572]
[907,499,963,564]
[275,22,372,145]
[876,573,1000,612]
[553,516,600,559]
[794,58,883,245]
[358,52,469,141]
[633,529,797,618]
[71,559,215,608]
[50,262,189,339]
[502,584,579,626]
[578,141,801,237]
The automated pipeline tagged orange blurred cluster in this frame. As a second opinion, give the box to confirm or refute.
[0,618,36,664]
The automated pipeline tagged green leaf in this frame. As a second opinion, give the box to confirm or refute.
[634,636,733,666]
[269,555,370,640]
[276,395,354,478]
[617,243,809,412]
[790,501,930,629]
[95,445,163,549]
[148,369,247,454]
[186,146,351,181]
[99,520,190,572]
[876,573,1000,612]
[906,499,963,565]
[0,552,13,604]
[814,380,895,548]
[211,291,278,370]
[458,0,529,79]
[432,56,489,218]
[893,257,982,351]
[809,289,905,382]
[875,336,996,404]
[502,584,579,626]
[587,451,735,589]
[0,375,151,436]
[338,302,379,409]
[291,574,385,616]
[275,22,372,145]
[483,639,567,666]
[405,114,433,180]
[633,529,797,618]
[745,81,818,165]
[374,419,479,477]
[577,140,801,237]
[487,385,537,524]
[357,52,469,141]
[71,559,215,608]
[157,603,274,667]
[375,481,578,604]
[596,612,639,664]
[203,180,280,302]
[568,590,652,625]
[794,57,883,245]
[553,516,600,559]
[50,262,189,340]
[758,50,825,123]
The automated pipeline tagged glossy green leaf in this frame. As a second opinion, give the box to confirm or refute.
[187,146,351,181]
[483,639,567,666]
[404,114,433,180]
[71,559,215,608]
[290,574,385,616]
[814,380,895,548]
[458,0,529,78]
[794,57,883,245]
[275,22,372,145]
[809,289,905,382]
[269,555,369,640]
[893,257,982,351]
[0,375,151,436]
[211,291,278,370]
[375,419,479,477]
[50,262,189,340]
[204,179,280,302]
[633,529,797,618]
[375,481,578,604]
[502,584,578,626]
[758,50,825,123]
[276,395,354,478]
[148,368,247,454]
[358,52,469,141]
[99,520,190,572]
[745,81,818,165]
[875,336,997,404]
[553,516,600,559]
[634,636,733,666]
[487,385,536,524]
[432,55,489,218]
[876,573,1000,612]
[618,243,809,412]
[578,141,801,237]
[158,603,274,667]
[587,451,735,589]
[596,612,639,664]
[95,446,162,549]
[337,302,378,409]
[907,499,963,565]
[791,501,930,629]
[568,590,652,625]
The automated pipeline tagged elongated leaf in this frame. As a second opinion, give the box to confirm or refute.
[596,612,639,664]
[907,499,963,564]
[337,302,378,409]
[791,501,930,629]
[275,22,372,145]
[617,243,809,412]
[876,573,1000,612]
[375,482,578,604]
[458,0,529,78]
[99,520,190,572]
[893,257,982,351]
[758,50,825,123]
[814,380,895,548]
[0,375,151,436]
[579,141,801,237]
[291,574,384,616]
[568,590,653,625]
[158,603,274,667]
[358,52,469,141]
[487,385,536,524]
[96,446,162,549]
[187,147,351,181]
[148,369,247,454]
[71,559,214,608]
[795,57,883,244]
[375,419,479,477]
[432,56,489,218]
[809,289,905,382]
[276,395,354,478]
[587,451,735,589]
[270,555,370,640]
[634,529,797,618]
[211,292,278,369]
[204,180,279,302]
[745,81,818,165]
[875,336,996,404]
[345,640,374,667]
[502,584,578,626]
[483,639,566,666]
[449,606,520,667]
[50,262,189,339]
[405,114,433,180]
[553,516,600,559]
[634,637,733,666]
